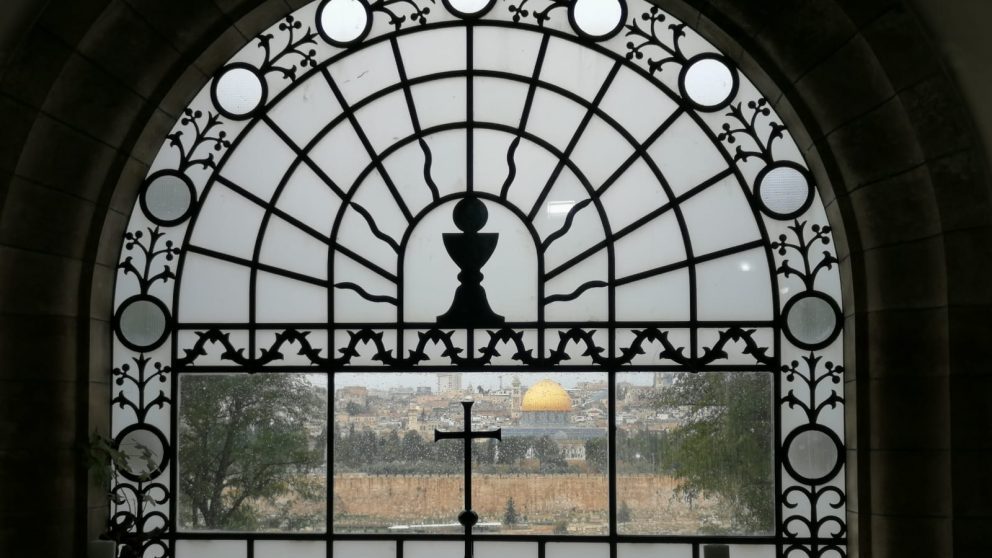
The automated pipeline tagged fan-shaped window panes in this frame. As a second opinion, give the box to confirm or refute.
[111,2,846,558]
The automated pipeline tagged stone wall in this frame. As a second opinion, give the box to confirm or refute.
[334,473,712,532]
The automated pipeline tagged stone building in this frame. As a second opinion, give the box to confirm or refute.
[1,1,992,556]
[520,379,574,426]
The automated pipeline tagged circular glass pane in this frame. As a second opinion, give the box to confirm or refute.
[118,298,168,349]
[115,426,169,481]
[683,57,735,108]
[143,171,193,224]
[447,0,492,15]
[571,0,624,38]
[786,428,840,483]
[758,164,812,217]
[319,0,370,44]
[214,66,265,118]
[785,294,838,348]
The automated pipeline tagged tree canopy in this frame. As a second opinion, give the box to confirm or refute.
[178,374,326,531]
[652,372,774,534]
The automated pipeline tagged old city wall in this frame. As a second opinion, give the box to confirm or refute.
[333,474,683,519]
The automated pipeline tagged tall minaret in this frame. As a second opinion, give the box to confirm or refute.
[511,375,523,420]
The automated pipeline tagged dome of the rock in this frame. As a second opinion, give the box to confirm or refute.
[521,379,572,412]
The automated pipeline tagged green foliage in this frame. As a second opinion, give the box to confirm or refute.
[653,373,774,534]
[618,501,632,523]
[552,519,569,534]
[584,437,608,473]
[334,428,585,475]
[178,374,326,530]
[344,401,363,416]
[503,497,518,526]
[533,436,567,473]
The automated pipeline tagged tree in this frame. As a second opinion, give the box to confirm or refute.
[584,437,608,473]
[178,374,326,530]
[344,401,363,416]
[534,435,567,472]
[503,497,518,526]
[653,373,773,533]
[618,501,632,523]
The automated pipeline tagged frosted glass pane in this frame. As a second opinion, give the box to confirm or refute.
[531,166,590,241]
[318,0,369,44]
[540,37,615,100]
[724,545,776,558]
[600,159,670,232]
[613,211,685,278]
[117,298,167,348]
[758,164,811,216]
[259,215,330,280]
[599,66,679,143]
[310,122,373,192]
[255,541,325,558]
[403,199,537,323]
[474,77,528,128]
[214,66,264,118]
[785,294,839,347]
[335,210,400,277]
[419,131,468,197]
[178,254,250,323]
[473,130,515,198]
[221,122,297,202]
[681,175,761,256]
[268,73,342,147]
[683,58,736,108]
[525,88,587,151]
[276,164,342,239]
[474,27,542,76]
[328,42,401,104]
[571,115,634,189]
[503,139,559,213]
[398,27,467,78]
[696,248,772,321]
[616,372,774,536]
[174,540,246,558]
[349,170,409,243]
[572,0,624,37]
[544,250,608,322]
[410,78,466,130]
[354,90,415,154]
[333,253,397,323]
[191,183,266,260]
[406,542,463,558]
[333,541,395,558]
[541,196,607,273]
[379,141,437,215]
[787,428,840,481]
[618,544,692,558]
[547,543,609,558]
[143,171,193,223]
[477,542,538,558]
[615,271,690,322]
[649,114,729,197]
[255,272,328,323]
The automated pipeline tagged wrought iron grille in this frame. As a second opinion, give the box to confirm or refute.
[110,1,847,557]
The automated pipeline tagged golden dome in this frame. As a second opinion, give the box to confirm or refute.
[521,379,572,412]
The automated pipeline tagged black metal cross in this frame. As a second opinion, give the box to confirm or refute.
[434,400,502,558]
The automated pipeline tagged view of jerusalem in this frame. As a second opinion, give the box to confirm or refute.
[177,371,773,537]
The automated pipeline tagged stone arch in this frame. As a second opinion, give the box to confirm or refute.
[0,1,987,556]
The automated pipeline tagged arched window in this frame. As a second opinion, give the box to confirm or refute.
[110,1,846,557]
